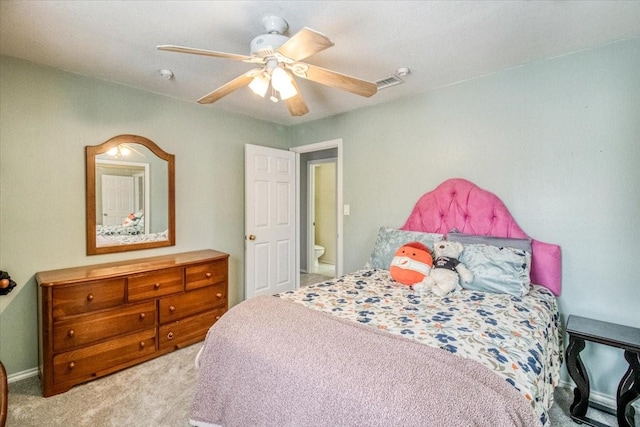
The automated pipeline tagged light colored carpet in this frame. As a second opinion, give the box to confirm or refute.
[7,342,622,427]
[7,344,200,426]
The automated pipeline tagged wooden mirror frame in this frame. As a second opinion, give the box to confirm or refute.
[86,134,175,255]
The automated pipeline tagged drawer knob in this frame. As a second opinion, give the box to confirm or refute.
[154,283,160,290]
[215,315,221,320]
[87,293,94,302]
[67,329,75,337]
[216,293,223,299]
[139,341,145,348]
[68,362,75,370]
[205,272,212,279]
[167,332,175,340]
[169,306,176,313]
[139,313,146,320]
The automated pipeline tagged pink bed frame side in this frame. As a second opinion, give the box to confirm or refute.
[401,178,562,295]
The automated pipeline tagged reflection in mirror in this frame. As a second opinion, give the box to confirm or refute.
[86,135,175,255]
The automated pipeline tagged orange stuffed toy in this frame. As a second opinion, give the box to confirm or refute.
[389,241,433,286]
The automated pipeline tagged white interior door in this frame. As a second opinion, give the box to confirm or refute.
[101,175,134,226]
[245,144,296,299]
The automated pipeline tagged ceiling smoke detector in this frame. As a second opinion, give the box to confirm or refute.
[159,69,174,80]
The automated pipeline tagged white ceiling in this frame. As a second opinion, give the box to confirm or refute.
[1,1,639,126]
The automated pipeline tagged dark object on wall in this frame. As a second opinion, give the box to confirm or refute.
[0,360,6,427]
[0,271,16,296]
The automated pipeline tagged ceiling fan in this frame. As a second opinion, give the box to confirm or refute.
[157,16,377,117]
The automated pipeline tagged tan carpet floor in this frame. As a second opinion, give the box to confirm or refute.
[6,342,623,427]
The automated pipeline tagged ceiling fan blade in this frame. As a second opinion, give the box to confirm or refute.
[197,73,254,104]
[276,28,334,62]
[288,63,377,97]
[157,45,252,61]
[285,77,309,116]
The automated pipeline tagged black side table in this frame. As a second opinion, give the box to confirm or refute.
[566,315,640,427]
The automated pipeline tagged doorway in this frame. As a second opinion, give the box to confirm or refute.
[307,159,337,278]
[291,139,343,288]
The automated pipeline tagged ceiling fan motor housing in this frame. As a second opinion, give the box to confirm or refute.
[250,33,289,56]
[250,16,289,56]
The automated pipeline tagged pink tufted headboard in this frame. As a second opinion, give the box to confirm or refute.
[401,179,561,295]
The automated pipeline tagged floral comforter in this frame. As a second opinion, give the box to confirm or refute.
[278,269,562,426]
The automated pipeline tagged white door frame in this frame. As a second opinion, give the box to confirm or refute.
[291,139,344,287]
[307,158,337,274]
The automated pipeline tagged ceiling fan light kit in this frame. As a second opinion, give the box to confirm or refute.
[157,15,377,116]
[270,66,297,100]
[248,73,270,97]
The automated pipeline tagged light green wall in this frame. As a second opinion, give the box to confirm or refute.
[290,38,640,398]
[2,37,639,402]
[0,56,288,374]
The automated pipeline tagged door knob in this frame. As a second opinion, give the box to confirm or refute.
[248,234,256,241]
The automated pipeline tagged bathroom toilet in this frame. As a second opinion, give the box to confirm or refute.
[313,245,325,267]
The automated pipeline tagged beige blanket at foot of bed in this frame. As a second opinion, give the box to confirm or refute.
[189,295,541,427]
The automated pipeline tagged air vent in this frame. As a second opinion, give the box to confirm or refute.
[375,74,405,90]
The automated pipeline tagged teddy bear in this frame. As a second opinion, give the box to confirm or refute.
[389,241,433,287]
[420,241,473,296]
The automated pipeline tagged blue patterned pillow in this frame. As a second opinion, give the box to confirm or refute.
[366,227,443,270]
[460,243,531,296]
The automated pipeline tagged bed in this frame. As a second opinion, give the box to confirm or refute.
[189,178,563,427]
[95,227,168,246]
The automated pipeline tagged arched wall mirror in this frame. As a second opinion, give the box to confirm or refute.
[86,134,175,255]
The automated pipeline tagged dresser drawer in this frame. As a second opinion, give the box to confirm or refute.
[53,328,156,385]
[185,259,227,291]
[53,301,156,352]
[128,268,183,302]
[52,279,125,318]
[159,308,224,351]
[159,285,226,323]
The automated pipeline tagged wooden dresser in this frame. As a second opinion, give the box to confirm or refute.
[36,249,228,397]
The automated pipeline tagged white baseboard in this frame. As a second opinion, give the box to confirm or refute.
[559,380,615,410]
[7,367,39,384]
[560,379,640,426]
